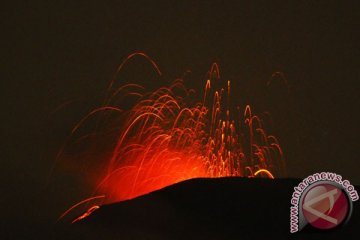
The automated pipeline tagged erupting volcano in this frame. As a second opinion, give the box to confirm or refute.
[58,52,287,221]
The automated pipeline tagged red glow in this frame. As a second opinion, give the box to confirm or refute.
[58,52,286,221]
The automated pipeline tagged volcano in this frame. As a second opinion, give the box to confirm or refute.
[53,178,359,239]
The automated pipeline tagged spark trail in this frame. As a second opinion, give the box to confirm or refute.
[58,52,286,221]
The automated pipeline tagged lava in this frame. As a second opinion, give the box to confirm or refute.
[58,52,286,221]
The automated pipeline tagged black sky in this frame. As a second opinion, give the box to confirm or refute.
[2,0,360,234]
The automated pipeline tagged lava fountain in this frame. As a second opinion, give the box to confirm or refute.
[58,52,286,221]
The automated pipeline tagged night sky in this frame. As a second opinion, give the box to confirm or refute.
[3,0,359,234]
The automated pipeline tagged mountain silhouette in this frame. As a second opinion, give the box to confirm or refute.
[54,178,359,239]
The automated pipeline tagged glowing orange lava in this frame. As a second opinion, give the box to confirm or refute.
[58,52,286,221]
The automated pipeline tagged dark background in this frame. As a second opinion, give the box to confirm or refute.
[3,0,359,235]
